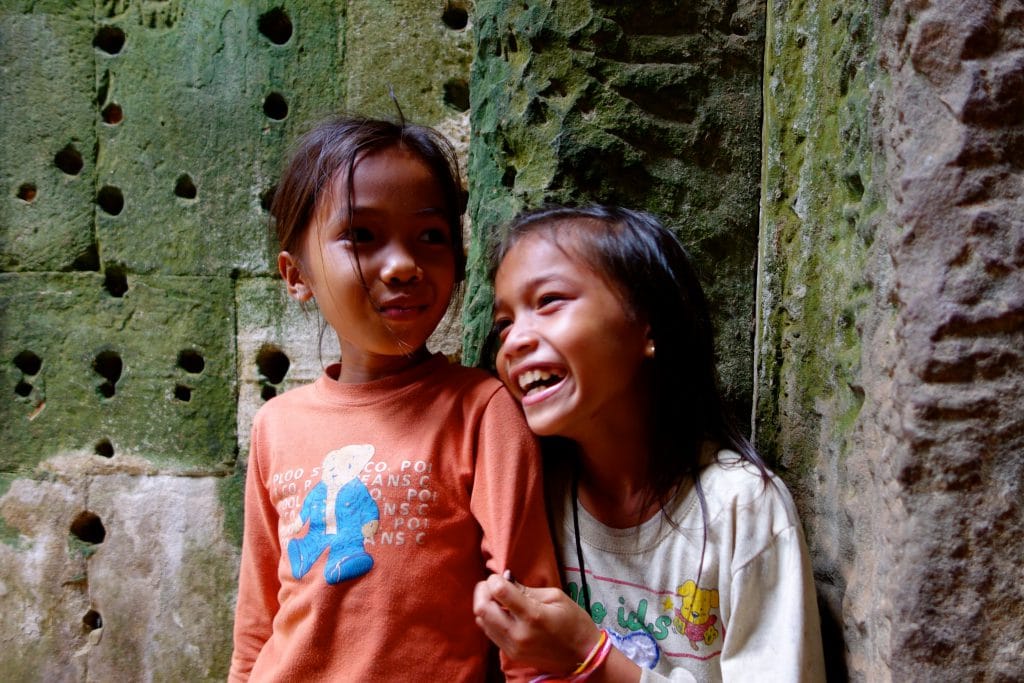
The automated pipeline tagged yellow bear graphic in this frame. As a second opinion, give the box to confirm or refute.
[671,580,720,650]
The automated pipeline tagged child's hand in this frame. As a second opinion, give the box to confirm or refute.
[473,572,602,676]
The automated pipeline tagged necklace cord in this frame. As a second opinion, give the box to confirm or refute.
[571,472,592,617]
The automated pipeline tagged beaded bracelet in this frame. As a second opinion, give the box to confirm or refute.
[531,630,613,683]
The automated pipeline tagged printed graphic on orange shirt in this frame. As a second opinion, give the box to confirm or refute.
[282,444,379,585]
[359,457,436,547]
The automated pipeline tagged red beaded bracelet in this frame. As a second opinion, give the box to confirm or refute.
[531,630,613,683]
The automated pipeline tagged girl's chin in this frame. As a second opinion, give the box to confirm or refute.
[523,409,573,439]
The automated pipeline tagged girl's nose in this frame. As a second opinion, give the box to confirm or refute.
[502,320,538,356]
[380,243,422,284]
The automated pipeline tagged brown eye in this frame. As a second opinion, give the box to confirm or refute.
[537,293,565,309]
[341,227,373,243]
[420,227,450,244]
[492,318,512,341]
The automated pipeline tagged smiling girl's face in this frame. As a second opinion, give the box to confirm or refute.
[278,145,457,383]
[492,223,653,443]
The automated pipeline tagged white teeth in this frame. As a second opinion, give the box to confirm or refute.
[517,369,562,394]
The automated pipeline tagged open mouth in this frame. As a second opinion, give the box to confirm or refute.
[517,368,565,397]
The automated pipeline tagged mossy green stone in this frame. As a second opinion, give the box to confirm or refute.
[756,0,881,476]
[0,273,236,472]
[0,3,96,272]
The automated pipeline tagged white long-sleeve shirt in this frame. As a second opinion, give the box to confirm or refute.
[548,452,826,682]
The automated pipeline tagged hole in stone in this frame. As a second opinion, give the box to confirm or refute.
[54,144,84,176]
[258,8,293,45]
[174,174,197,199]
[71,242,100,272]
[261,384,277,401]
[83,610,103,632]
[260,184,277,212]
[443,78,470,112]
[256,345,290,384]
[442,2,469,30]
[541,79,567,98]
[70,511,106,544]
[94,439,114,458]
[94,26,125,55]
[103,266,128,297]
[501,166,517,189]
[93,351,122,398]
[17,183,37,202]
[263,92,288,120]
[101,102,123,125]
[174,384,192,402]
[15,380,32,397]
[14,350,42,376]
[97,186,124,215]
[178,349,205,374]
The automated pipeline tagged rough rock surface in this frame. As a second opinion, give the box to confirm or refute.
[758,0,1024,678]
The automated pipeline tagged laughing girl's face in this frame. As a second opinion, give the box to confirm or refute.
[492,226,653,443]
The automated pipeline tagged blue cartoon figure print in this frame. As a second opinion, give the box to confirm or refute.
[287,444,379,584]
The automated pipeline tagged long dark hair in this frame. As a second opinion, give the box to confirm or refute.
[271,113,466,281]
[486,204,770,518]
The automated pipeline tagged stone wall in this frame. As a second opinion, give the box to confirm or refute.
[758,0,1024,679]
[0,1,471,679]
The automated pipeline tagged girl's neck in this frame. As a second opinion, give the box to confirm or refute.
[335,346,433,384]
[574,425,660,529]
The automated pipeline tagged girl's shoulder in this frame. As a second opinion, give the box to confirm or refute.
[432,356,504,390]
[697,450,801,529]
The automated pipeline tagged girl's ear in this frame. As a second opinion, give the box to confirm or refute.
[278,251,314,302]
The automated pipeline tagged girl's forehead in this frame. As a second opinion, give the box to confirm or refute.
[316,146,437,213]
[506,222,595,268]
[499,220,640,317]
[496,229,596,290]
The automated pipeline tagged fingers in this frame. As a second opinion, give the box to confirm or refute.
[473,578,520,649]
[484,572,535,616]
[474,574,605,673]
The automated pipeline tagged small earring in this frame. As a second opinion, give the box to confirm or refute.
[645,340,656,358]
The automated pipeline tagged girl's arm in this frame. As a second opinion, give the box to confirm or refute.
[228,429,282,682]
[469,387,562,681]
[719,518,826,681]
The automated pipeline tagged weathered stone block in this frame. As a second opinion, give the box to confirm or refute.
[0,3,97,272]
[0,273,236,472]
[0,475,91,682]
[79,474,238,681]
[93,2,344,277]
[758,0,1024,678]
[235,276,337,458]
[757,0,884,676]
[344,0,474,124]
[249,2,348,227]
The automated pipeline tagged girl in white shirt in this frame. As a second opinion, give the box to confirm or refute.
[473,205,825,682]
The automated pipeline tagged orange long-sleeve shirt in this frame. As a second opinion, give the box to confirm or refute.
[230,354,558,681]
